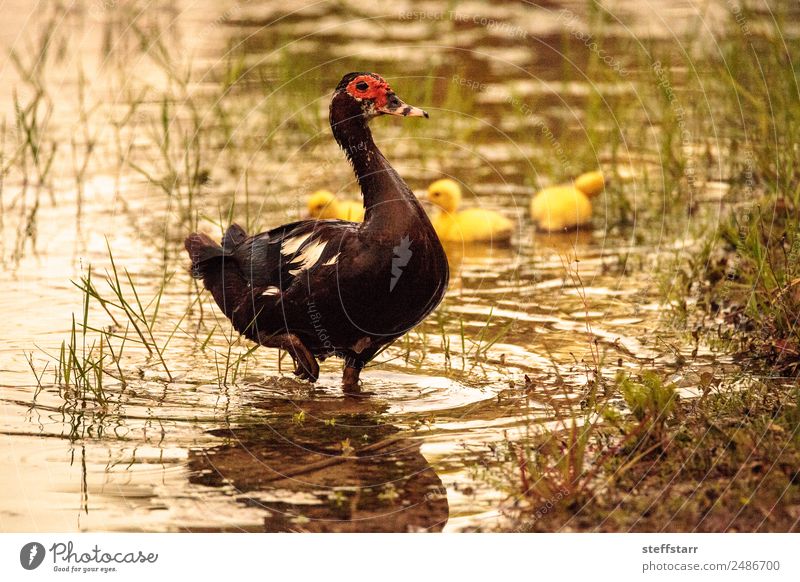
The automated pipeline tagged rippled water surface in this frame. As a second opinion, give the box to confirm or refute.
[0,0,745,531]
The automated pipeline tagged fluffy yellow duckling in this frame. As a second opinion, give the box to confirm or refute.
[307,190,365,222]
[530,171,605,232]
[426,179,514,243]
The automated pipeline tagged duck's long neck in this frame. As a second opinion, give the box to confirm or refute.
[331,111,395,202]
[330,102,426,231]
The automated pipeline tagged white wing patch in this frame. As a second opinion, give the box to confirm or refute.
[281,233,312,256]
[288,239,328,276]
[261,286,280,296]
[322,253,340,267]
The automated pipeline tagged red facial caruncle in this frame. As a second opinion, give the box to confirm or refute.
[345,74,391,109]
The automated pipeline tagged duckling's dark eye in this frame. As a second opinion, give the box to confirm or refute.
[355,81,369,92]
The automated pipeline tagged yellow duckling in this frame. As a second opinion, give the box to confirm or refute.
[530,171,605,232]
[426,179,514,243]
[307,190,365,222]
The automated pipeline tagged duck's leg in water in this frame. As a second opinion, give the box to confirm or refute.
[342,362,363,395]
[257,332,319,381]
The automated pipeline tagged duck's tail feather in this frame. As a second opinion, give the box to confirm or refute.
[185,225,253,322]
[184,233,230,279]
[185,224,248,279]
[222,223,248,249]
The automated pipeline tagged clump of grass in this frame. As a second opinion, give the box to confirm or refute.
[30,267,121,410]
[30,243,181,408]
[127,94,209,229]
[713,203,800,374]
[212,329,260,388]
[87,242,177,375]
[475,401,642,528]
[480,368,800,532]
[660,6,800,376]
[617,370,678,447]
[77,252,256,395]
[3,16,108,267]
[483,374,664,525]
[29,237,263,430]
[508,415,599,514]
[2,46,58,266]
[50,315,114,408]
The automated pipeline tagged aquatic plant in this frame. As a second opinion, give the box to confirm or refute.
[617,370,678,448]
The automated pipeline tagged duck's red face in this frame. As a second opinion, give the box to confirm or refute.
[342,73,428,119]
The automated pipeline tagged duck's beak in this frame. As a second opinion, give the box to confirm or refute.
[379,92,429,118]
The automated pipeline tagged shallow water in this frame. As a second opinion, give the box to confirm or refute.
[0,0,745,532]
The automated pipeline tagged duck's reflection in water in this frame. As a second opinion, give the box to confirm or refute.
[441,229,595,284]
[533,229,594,255]
[188,395,448,532]
[443,241,516,290]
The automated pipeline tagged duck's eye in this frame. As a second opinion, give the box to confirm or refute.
[431,191,440,197]
[355,81,369,92]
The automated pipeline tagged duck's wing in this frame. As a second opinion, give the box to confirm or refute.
[232,219,358,290]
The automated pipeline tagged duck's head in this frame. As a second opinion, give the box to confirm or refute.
[307,190,337,219]
[331,73,428,123]
[573,171,605,198]
[427,179,462,214]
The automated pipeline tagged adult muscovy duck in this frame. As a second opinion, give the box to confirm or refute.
[185,72,449,394]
